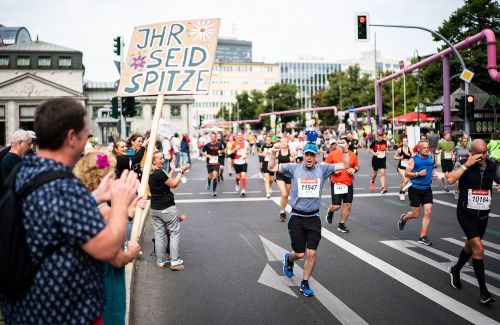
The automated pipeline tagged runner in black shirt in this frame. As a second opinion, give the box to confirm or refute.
[202,133,224,196]
[368,132,389,193]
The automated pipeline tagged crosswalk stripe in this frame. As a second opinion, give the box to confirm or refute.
[442,237,500,261]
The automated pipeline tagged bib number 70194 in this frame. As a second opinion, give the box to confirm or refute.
[298,178,320,198]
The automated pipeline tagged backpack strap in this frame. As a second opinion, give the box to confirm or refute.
[17,170,75,198]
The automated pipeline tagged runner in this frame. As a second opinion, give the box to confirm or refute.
[368,131,389,194]
[202,133,223,197]
[216,132,226,182]
[226,134,235,176]
[259,136,276,198]
[452,135,470,199]
[445,139,498,304]
[324,139,359,233]
[275,136,295,221]
[394,137,413,201]
[346,131,359,155]
[397,139,438,246]
[427,129,440,167]
[437,131,455,192]
[267,130,350,297]
[230,131,250,196]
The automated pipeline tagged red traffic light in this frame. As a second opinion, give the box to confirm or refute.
[466,95,474,103]
[359,16,366,24]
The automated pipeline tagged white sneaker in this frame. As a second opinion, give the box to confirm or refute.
[399,193,405,201]
[171,259,184,266]
[266,192,271,199]
[235,184,240,191]
[241,189,246,197]
[454,191,459,200]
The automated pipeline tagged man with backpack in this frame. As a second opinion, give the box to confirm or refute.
[0,98,139,324]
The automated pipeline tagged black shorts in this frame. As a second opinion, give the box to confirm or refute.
[331,183,354,205]
[372,157,386,170]
[207,164,219,173]
[218,156,225,166]
[262,161,275,175]
[441,160,454,173]
[276,173,291,184]
[408,187,433,207]
[288,215,322,253]
[457,208,488,240]
[234,163,247,174]
[228,153,235,159]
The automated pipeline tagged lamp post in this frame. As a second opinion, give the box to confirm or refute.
[414,49,421,128]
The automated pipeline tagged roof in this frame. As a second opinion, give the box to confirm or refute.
[84,81,117,90]
[0,26,31,45]
[0,40,80,53]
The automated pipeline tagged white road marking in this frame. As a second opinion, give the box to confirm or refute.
[259,236,368,324]
[433,199,499,218]
[175,192,194,195]
[475,238,500,251]
[381,240,500,295]
[321,233,499,324]
[442,237,500,261]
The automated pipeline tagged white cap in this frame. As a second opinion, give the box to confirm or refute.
[26,130,37,140]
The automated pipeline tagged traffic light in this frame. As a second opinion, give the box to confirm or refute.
[113,37,121,56]
[466,95,475,120]
[199,115,205,125]
[455,95,465,120]
[356,14,369,41]
[111,97,119,118]
[122,97,136,117]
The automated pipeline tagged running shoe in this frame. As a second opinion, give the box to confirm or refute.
[235,184,240,191]
[279,212,287,222]
[397,214,406,231]
[370,182,375,191]
[206,183,211,190]
[399,192,405,201]
[220,174,224,182]
[300,281,314,297]
[325,211,334,224]
[229,172,232,176]
[241,189,246,197]
[283,252,294,278]
[443,186,450,193]
[381,187,388,194]
[211,191,217,197]
[480,290,496,305]
[448,265,462,289]
[170,264,185,271]
[266,192,271,199]
[157,261,168,268]
[418,236,432,246]
[337,224,349,233]
[453,191,459,200]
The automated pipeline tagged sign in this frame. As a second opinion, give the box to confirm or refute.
[459,68,474,83]
[158,118,177,138]
[399,60,405,70]
[348,105,355,113]
[118,18,220,97]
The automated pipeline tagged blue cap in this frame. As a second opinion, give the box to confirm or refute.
[303,143,318,155]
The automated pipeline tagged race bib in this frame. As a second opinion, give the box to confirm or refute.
[298,178,321,198]
[377,151,386,159]
[237,149,245,157]
[334,183,348,194]
[444,152,452,159]
[400,160,409,168]
[467,189,491,210]
[209,156,219,164]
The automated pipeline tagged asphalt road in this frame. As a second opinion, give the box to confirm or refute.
[130,149,500,325]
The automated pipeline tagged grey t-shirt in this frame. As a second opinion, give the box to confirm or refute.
[427,133,439,149]
[453,146,469,164]
[281,162,335,215]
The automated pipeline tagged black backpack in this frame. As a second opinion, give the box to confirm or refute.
[0,164,74,298]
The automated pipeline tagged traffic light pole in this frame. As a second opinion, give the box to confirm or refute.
[118,38,127,139]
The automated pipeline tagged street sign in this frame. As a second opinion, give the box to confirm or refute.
[459,68,474,83]
[348,105,355,113]
[118,18,220,97]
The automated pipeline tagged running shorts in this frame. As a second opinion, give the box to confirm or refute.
[206,164,220,173]
[276,173,291,184]
[441,160,454,173]
[218,156,225,166]
[331,183,354,205]
[371,157,387,170]
[262,161,275,176]
[457,208,488,240]
[408,186,433,207]
[234,163,248,174]
[288,215,322,253]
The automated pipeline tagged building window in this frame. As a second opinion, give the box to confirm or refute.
[135,105,143,117]
[58,57,72,68]
[19,105,36,118]
[17,56,30,67]
[38,56,51,67]
[0,56,9,67]
[0,105,5,118]
[171,105,181,118]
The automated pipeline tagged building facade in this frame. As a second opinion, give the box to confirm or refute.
[279,61,342,109]
[192,61,280,123]
[339,50,409,78]
[216,38,252,63]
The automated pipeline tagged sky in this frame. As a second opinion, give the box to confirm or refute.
[1,0,464,81]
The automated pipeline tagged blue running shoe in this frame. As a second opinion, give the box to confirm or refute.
[283,252,294,278]
[300,281,314,297]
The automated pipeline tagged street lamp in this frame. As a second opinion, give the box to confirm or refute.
[413,49,421,127]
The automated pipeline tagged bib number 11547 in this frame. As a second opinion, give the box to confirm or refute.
[298,178,320,198]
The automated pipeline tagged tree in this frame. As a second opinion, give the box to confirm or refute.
[264,83,300,127]
[215,105,231,120]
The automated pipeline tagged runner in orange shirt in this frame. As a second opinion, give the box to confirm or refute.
[229,131,250,196]
[324,138,359,233]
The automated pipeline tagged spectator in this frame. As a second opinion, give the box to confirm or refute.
[1,129,32,181]
[84,134,94,155]
[488,132,500,161]
[171,133,181,168]
[180,134,190,165]
[161,136,173,172]
[0,98,139,324]
[26,130,38,155]
[73,150,144,325]
[113,138,148,179]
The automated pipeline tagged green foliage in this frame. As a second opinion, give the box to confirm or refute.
[215,105,231,120]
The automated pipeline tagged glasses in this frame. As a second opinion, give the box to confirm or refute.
[22,140,33,145]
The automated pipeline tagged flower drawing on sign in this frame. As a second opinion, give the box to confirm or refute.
[190,20,215,41]
[130,54,146,70]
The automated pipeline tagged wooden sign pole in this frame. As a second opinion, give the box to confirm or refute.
[129,93,165,242]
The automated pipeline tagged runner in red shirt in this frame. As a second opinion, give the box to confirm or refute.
[229,132,250,196]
